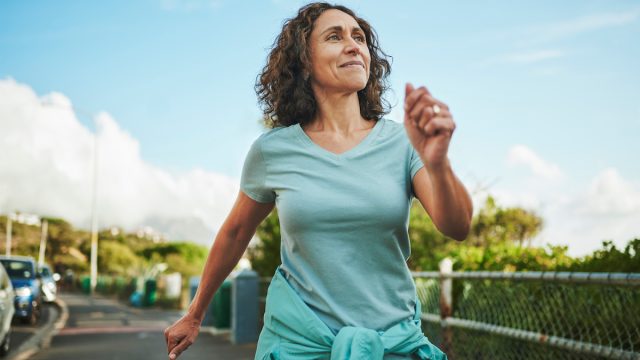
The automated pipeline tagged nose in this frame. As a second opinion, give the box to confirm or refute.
[345,38,361,56]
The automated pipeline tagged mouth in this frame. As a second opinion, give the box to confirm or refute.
[339,61,365,69]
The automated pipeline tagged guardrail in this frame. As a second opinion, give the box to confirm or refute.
[413,259,640,360]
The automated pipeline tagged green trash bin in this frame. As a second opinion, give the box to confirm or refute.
[210,279,231,328]
[143,279,157,307]
[81,276,91,294]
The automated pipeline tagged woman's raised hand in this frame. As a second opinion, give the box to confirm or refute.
[403,83,456,170]
[164,313,202,359]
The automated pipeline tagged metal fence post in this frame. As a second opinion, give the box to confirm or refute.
[439,257,454,358]
[230,269,258,344]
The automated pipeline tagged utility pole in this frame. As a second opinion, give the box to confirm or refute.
[5,214,12,256]
[38,219,48,266]
[40,100,101,295]
[89,130,99,295]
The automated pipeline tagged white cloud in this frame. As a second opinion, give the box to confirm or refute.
[470,147,640,257]
[537,168,640,257]
[506,145,564,181]
[0,78,238,246]
[576,168,640,216]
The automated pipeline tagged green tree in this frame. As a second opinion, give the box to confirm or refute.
[469,196,542,247]
[139,242,208,277]
[247,209,281,277]
[566,238,640,272]
[43,217,81,267]
[407,200,452,271]
[98,240,141,276]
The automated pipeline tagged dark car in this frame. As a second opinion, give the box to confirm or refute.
[0,256,42,325]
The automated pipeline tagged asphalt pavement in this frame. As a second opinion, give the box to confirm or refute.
[8,302,58,359]
[29,292,257,360]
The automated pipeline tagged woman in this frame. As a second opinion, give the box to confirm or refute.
[164,2,472,359]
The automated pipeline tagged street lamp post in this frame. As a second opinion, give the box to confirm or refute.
[38,219,48,266]
[40,100,100,295]
[5,213,16,256]
[90,130,99,295]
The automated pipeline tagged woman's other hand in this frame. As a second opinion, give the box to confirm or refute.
[164,313,202,359]
[403,82,456,170]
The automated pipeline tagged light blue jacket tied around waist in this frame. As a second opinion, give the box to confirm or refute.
[255,266,448,360]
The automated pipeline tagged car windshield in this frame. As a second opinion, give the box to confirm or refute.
[0,260,34,279]
[39,266,51,277]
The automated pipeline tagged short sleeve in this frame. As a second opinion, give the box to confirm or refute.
[409,146,425,198]
[240,137,276,203]
[409,146,425,181]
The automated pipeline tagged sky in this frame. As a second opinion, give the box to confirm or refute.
[1,0,639,257]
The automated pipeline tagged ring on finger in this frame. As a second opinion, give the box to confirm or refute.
[432,104,441,116]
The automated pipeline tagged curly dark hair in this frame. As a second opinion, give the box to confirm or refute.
[255,2,392,128]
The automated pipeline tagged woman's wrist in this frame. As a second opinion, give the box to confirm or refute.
[186,306,205,324]
[422,156,451,174]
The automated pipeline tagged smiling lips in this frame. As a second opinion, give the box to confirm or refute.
[340,61,364,69]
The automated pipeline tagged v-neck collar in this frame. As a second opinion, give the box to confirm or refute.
[294,119,384,161]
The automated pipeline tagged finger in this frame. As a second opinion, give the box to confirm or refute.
[410,92,450,122]
[164,328,171,352]
[418,100,453,128]
[169,338,193,360]
[405,82,414,99]
[404,86,428,113]
[423,117,455,137]
[410,93,435,122]
[165,329,181,354]
[167,337,179,356]
[418,104,433,130]
[167,339,180,354]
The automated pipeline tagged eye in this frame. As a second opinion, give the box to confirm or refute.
[353,34,365,43]
[327,33,340,40]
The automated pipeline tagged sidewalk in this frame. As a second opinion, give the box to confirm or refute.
[30,292,257,360]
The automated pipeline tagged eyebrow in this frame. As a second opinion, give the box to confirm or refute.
[319,25,364,36]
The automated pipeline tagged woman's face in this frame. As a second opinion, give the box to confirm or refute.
[308,9,371,94]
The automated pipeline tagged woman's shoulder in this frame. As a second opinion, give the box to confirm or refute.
[379,117,403,131]
[253,124,297,144]
[376,118,408,141]
[249,124,300,158]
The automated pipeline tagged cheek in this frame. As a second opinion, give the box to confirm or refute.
[311,49,335,74]
[363,49,372,72]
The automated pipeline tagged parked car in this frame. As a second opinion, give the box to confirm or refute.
[0,263,15,357]
[0,256,42,325]
[37,264,58,303]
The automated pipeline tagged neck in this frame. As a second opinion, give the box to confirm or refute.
[306,86,370,134]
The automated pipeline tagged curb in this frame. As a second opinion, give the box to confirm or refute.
[10,297,68,360]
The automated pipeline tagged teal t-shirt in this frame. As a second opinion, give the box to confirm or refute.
[240,118,425,334]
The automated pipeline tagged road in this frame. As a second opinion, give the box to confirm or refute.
[10,302,58,353]
[29,293,257,360]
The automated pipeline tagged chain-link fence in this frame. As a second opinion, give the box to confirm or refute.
[414,263,640,360]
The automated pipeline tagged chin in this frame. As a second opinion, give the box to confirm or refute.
[342,79,368,93]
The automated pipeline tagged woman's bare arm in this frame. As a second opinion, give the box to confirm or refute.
[187,191,274,321]
[164,191,274,359]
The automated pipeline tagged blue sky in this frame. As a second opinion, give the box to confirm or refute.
[1,0,639,256]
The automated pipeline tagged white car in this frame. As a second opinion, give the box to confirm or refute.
[0,263,15,357]
[37,264,58,303]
